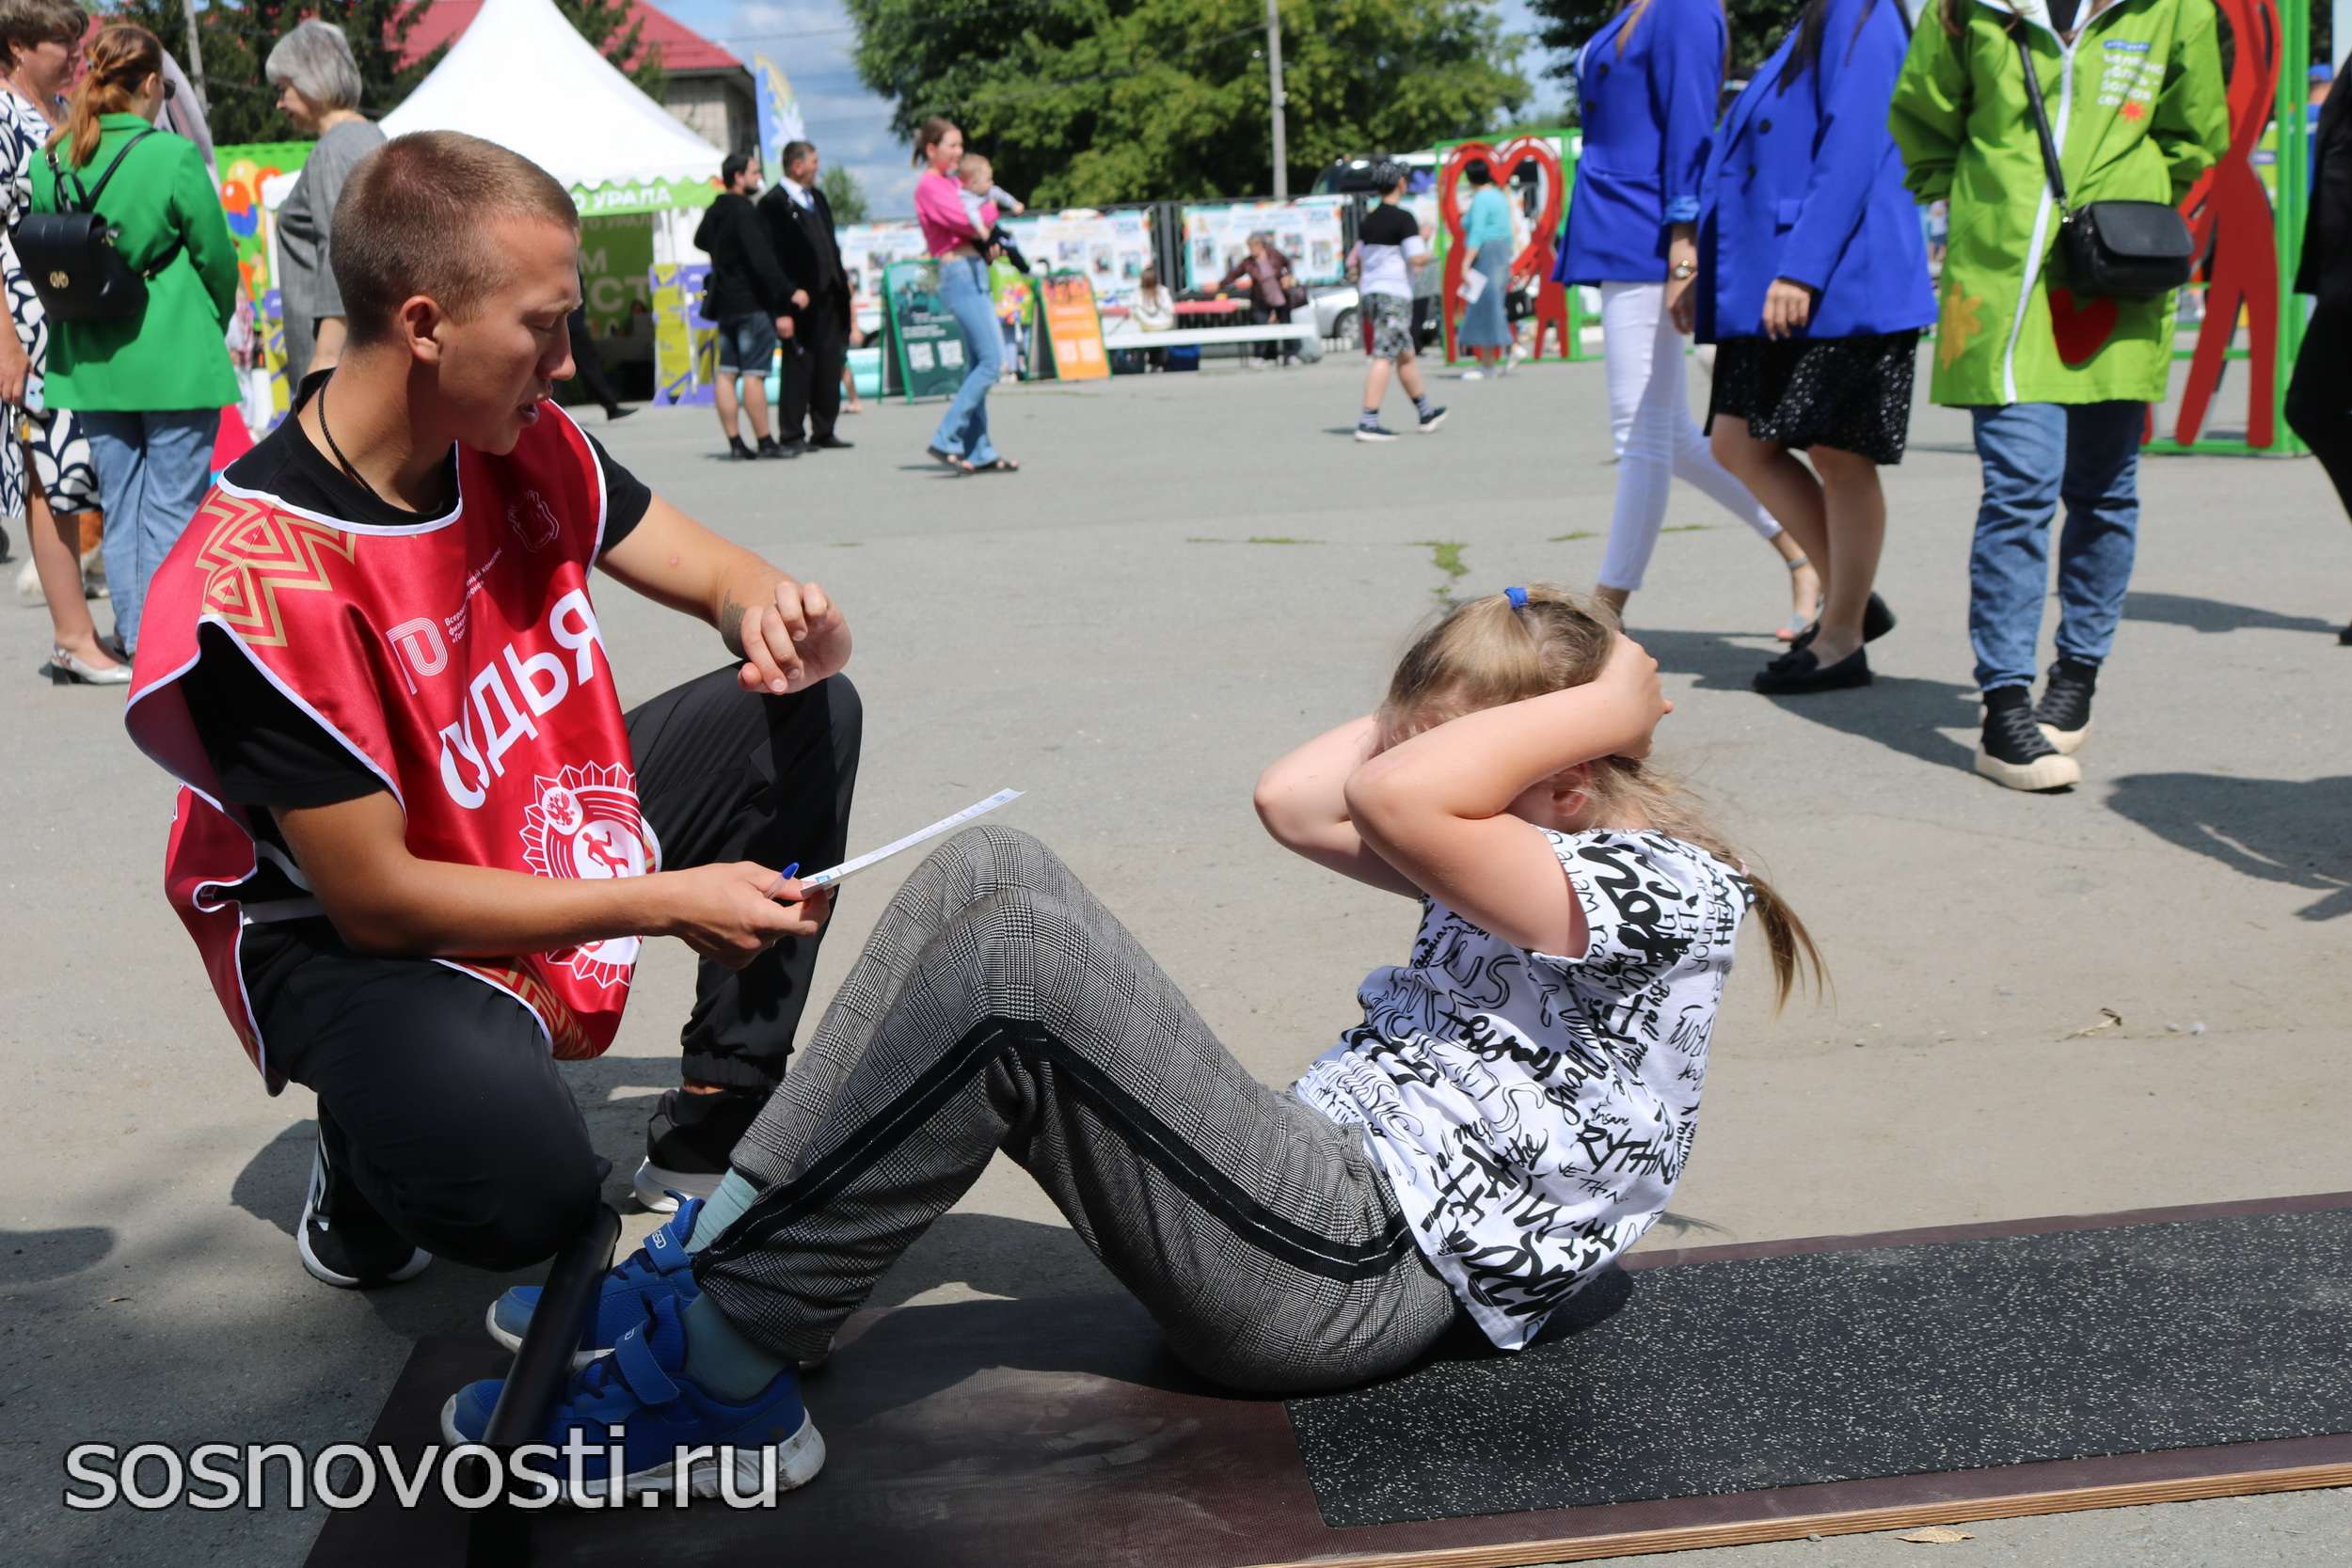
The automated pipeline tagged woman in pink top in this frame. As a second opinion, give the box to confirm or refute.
[912,118,1016,473]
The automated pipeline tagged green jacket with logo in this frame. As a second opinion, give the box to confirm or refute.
[1888,0,2227,406]
[30,114,239,413]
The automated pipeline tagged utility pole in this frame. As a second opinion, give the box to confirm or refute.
[1264,0,1288,199]
[178,0,209,119]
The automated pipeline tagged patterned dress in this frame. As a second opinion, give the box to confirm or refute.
[0,86,100,519]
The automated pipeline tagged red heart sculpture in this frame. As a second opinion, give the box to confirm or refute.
[2047,285,2119,368]
[1438,137,1571,361]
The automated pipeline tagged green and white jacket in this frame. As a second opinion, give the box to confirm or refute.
[1889,0,2227,406]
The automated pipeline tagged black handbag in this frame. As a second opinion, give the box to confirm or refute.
[17,129,170,323]
[2014,32,2197,299]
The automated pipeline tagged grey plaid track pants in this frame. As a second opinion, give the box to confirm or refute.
[692,825,1462,1392]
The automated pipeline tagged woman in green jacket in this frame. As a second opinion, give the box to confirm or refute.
[32,24,236,659]
[1890,0,2224,791]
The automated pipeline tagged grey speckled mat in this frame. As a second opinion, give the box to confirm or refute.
[1287,1206,2352,1528]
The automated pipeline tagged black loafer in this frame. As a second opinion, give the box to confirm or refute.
[1753,645,1871,694]
[1778,593,1896,664]
[810,435,853,450]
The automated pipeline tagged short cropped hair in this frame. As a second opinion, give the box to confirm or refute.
[958,151,990,182]
[722,149,756,185]
[332,132,580,342]
[265,18,362,112]
[780,139,815,169]
[0,0,84,66]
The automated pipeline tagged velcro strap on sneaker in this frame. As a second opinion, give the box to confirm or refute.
[644,1226,692,1275]
[612,1325,680,1407]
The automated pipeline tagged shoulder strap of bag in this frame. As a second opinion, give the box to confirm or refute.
[2011,26,2072,212]
[82,126,160,209]
[43,126,159,215]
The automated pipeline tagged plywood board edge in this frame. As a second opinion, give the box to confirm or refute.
[1243,1462,2352,1568]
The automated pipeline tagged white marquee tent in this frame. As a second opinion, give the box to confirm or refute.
[379,0,725,217]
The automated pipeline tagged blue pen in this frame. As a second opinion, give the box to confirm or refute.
[767,863,800,899]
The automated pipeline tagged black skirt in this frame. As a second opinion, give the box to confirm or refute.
[1706,330,1921,466]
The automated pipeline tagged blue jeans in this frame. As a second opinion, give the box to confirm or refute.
[86,408,216,656]
[930,259,1002,465]
[1966,401,2142,693]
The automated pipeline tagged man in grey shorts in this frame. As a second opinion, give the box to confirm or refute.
[1349,163,1446,444]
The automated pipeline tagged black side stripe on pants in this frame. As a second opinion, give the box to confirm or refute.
[694,1018,1417,1283]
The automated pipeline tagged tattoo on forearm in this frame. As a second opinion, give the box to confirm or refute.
[717,593,748,657]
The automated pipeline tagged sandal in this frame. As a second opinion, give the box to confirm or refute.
[973,457,1020,474]
[925,446,974,474]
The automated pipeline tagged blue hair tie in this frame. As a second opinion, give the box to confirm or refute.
[1503,586,1529,610]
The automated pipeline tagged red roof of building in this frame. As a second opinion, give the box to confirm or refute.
[394,0,742,74]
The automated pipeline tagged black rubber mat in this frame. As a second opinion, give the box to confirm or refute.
[1287,1207,2352,1528]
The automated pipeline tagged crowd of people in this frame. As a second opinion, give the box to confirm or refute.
[8,0,2344,1520]
[1541,0,2225,795]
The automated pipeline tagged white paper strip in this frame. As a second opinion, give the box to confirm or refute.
[797,788,1024,892]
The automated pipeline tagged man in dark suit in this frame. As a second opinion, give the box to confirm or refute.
[757,140,857,454]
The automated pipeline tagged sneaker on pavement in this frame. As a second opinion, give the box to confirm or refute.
[442,1294,823,1506]
[1460,368,1485,382]
[299,1123,430,1290]
[2032,657,2097,755]
[1417,405,1449,434]
[1975,688,2081,791]
[728,436,755,461]
[488,1197,704,1370]
[636,1087,768,1212]
[1355,423,1401,444]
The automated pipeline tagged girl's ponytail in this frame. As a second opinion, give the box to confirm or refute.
[53,24,161,170]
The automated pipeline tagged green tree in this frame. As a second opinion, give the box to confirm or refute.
[844,0,1530,206]
[114,0,440,143]
[818,163,869,223]
[1520,0,1795,89]
[115,0,660,147]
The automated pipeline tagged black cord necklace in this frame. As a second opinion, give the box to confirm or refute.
[314,372,386,505]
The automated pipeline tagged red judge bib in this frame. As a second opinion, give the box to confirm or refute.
[125,404,651,1092]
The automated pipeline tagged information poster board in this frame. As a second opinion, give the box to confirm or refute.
[580,214,654,335]
[1000,208,1156,310]
[1180,197,1349,291]
[839,219,930,336]
[1037,272,1108,382]
[650,261,715,406]
[882,259,968,402]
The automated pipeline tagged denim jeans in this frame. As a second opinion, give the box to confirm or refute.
[1966,401,2142,693]
[930,258,1002,465]
[86,408,216,656]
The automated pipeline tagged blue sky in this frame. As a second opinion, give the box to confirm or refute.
[662,0,1570,217]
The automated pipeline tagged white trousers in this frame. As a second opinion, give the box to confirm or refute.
[1595,280,1782,593]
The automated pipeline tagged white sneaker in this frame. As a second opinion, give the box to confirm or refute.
[1461,369,1484,382]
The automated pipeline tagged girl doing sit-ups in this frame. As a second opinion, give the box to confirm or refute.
[448,584,1821,1501]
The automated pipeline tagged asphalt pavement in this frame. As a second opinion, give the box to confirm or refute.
[6,349,2347,1565]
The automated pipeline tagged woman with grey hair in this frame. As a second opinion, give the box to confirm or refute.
[267,18,382,385]
[1217,230,1299,367]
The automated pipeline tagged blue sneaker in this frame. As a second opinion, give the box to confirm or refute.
[486,1196,704,1370]
[442,1294,823,1506]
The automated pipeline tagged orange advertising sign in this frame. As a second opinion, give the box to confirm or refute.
[1039,272,1109,382]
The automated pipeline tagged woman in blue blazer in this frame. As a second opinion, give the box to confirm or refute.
[1554,0,1818,635]
[1684,0,1934,694]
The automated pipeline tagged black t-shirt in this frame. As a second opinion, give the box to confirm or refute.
[1359,204,1420,249]
[180,403,653,853]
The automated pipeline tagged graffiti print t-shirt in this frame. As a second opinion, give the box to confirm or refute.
[1293,829,1754,1349]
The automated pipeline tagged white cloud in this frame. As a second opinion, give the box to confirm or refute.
[668,0,914,214]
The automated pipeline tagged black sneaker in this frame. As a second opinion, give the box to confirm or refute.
[729,436,755,461]
[635,1087,770,1212]
[1355,422,1400,444]
[299,1122,430,1290]
[1975,687,2081,792]
[1751,643,1870,694]
[767,436,805,459]
[756,436,789,460]
[1417,405,1448,433]
[2033,658,2097,755]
